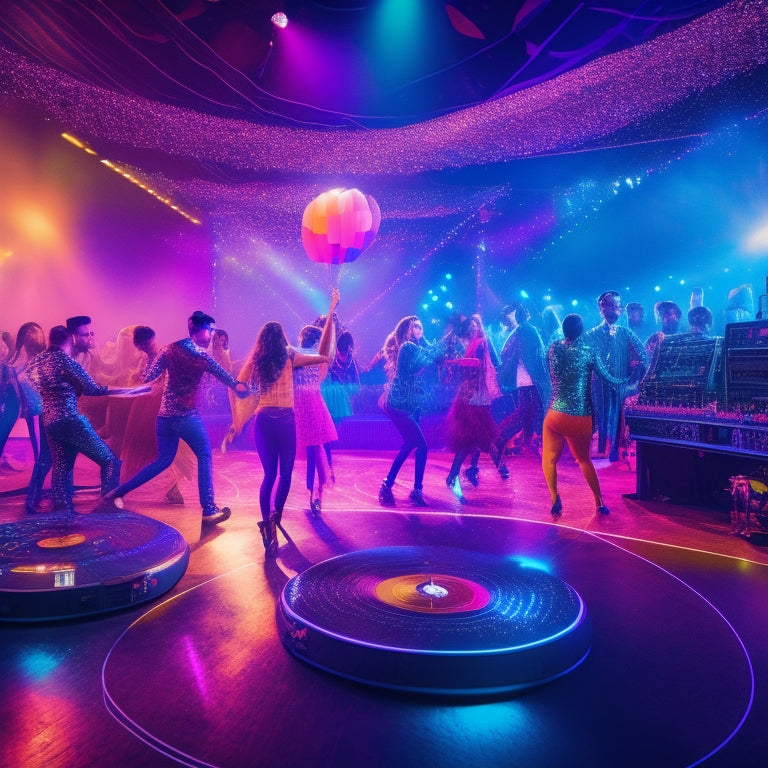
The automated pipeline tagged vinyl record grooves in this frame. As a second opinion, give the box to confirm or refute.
[278,546,591,695]
[0,511,189,621]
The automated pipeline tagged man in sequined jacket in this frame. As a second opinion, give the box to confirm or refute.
[107,311,250,525]
[26,324,122,513]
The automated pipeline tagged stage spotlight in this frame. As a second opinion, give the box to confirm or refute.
[745,221,768,253]
[271,12,288,28]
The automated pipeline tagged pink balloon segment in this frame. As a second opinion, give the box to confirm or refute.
[302,188,381,265]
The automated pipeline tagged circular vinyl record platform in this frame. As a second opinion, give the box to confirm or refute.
[277,546,590,695]
[0,511,189,621]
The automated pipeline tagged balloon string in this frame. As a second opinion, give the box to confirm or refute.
[327,262,343,290]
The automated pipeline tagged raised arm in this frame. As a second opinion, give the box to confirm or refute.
[318,289,341,358]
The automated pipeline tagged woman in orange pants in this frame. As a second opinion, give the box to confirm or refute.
[542,313,629,518]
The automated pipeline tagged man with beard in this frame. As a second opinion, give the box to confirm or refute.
[586,291,646,463]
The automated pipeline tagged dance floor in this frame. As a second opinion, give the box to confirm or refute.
[2,440,768,768]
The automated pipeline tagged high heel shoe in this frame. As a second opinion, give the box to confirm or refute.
[463,467,479,487]
[550,495,563,518]
[310,497,321,517]
[257,520,269,547]
[596,504,610,515]
[258,519,278,558]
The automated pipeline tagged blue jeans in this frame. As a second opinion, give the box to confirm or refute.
[384,407,427,490]
[114,413,216,514]
[254,408,296,522]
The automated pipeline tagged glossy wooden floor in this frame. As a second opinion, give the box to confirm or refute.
[2,440,768,768]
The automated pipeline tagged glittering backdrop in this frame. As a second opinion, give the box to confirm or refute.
[0,1,767,359]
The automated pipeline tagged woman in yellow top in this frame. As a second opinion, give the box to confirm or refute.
[227,290,339,556]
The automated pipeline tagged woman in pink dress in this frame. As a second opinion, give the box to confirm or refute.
[293,323,337,516]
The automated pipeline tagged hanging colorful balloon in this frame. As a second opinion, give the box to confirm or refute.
[301,188,381,265]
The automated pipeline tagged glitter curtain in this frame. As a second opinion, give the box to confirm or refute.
[1,1,767,355]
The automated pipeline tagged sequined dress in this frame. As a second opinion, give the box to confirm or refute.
[293,354,337,449]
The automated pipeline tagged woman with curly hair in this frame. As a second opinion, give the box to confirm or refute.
[378,315,443,507]
[226,290,339,556]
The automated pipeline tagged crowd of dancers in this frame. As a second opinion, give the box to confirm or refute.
[0,283,745,557]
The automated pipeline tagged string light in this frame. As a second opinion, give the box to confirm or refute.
[60,133,201,225]
[0,0,759,341]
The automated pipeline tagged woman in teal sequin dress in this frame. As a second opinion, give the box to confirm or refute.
[543,314,629,518]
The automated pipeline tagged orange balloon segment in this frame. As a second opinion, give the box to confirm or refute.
[302,188,380,264]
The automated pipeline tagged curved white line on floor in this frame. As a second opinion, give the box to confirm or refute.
[585,531,755,768]
[100,514,757,768]
[101,564,258,768]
